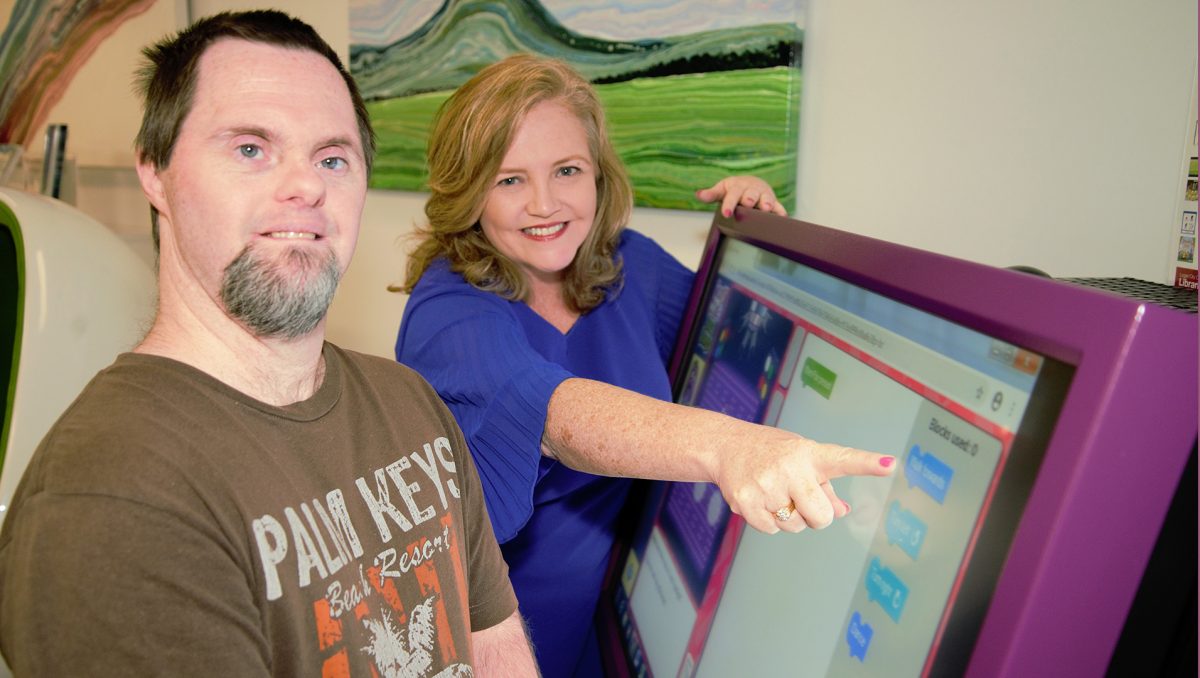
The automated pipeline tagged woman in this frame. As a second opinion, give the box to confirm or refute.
[395,54,894,677]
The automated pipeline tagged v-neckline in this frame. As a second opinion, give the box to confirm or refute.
[519,300,581,337]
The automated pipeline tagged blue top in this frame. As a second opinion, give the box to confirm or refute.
[396,229,694,677]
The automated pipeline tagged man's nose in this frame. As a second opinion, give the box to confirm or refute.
[276,157,326,206]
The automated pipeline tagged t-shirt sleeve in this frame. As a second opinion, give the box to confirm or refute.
[449,419,520,631]
[397,285,572,544]
[0,445,270,676]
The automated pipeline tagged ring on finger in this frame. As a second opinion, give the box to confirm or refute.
[774,500,796,522]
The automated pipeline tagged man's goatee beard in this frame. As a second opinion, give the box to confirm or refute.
[221,245,340,340]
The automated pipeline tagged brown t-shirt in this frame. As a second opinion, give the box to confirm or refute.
[0,344,516,676]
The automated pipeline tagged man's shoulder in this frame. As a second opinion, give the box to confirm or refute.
[7,355,212,511]
[326,343,451,411]
[48,353,190,430]
[328,342,428,383]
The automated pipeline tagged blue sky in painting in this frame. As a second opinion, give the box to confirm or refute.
[350,0,805,46]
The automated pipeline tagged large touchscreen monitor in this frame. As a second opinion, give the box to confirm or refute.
[599,208,1196,677]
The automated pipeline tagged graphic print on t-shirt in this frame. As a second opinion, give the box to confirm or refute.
[250,436,477,676]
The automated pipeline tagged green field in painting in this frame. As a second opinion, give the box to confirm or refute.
[367,66,799,211]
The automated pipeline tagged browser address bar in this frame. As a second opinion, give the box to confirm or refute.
[728,269,1028,431]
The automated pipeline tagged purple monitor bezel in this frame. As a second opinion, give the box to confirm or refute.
[625,207,1197,677]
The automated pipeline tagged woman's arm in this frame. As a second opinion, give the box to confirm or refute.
[541,378,894,534]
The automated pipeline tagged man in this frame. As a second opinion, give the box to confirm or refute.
[0,10,537,676]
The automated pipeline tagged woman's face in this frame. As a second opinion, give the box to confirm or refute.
[479,100,598,288]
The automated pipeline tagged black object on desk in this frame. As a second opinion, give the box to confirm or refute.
[1062,276,1198,314]
[40,124,67,199]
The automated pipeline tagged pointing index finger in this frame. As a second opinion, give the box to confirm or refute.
[815,444,896,480]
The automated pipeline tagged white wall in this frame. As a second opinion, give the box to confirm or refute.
[4,0,1195,358]
[797,1,1197,282]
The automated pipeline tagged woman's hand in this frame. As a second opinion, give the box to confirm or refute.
[544,379,894,536]
[708,420,895,535]
[696,175,788,218]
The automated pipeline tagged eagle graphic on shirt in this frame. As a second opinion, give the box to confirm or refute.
[362,594,472,678]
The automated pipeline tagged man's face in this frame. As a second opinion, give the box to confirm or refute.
[138,38,367,339]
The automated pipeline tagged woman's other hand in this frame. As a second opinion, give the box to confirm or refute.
[696,175,788,218]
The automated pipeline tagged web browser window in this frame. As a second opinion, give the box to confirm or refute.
[613,239,1056,677]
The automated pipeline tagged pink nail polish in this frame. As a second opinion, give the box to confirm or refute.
[880,456,895,468]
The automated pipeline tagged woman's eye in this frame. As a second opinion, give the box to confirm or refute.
[497,176,519,187]
[558,166,581,177]
[238,144,261,159]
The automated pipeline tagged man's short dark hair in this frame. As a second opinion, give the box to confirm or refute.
[134,10,376,249]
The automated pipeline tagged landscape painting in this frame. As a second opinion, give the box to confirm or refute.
[350,0,804,211]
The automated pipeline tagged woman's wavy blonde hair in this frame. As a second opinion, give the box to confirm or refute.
[396,54,632,312]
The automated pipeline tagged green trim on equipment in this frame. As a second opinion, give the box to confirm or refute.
[0,199,25,478]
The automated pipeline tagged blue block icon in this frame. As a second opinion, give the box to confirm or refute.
[846,611,874,661]
[885,501,927,560]
[904,444,954,504]
[865,558,909,622]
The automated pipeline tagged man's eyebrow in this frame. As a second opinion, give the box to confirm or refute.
[318,136,361,154]
[224,125,271,140]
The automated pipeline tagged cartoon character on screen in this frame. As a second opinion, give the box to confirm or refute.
[757,349,779,402]
[740,300,771,355]
[697,283,732,355]
[713,325,731,360]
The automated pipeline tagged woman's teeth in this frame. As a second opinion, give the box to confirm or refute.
[523,223,564,237]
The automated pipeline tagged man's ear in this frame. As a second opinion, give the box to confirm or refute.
[135,158,167,216]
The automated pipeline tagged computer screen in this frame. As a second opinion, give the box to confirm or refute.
[599,208,1197,677]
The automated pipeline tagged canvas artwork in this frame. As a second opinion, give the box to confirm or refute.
[0,0,155,149]
[350,0,805,210]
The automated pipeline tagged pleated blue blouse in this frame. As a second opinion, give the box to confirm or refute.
[396,229,693,677]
